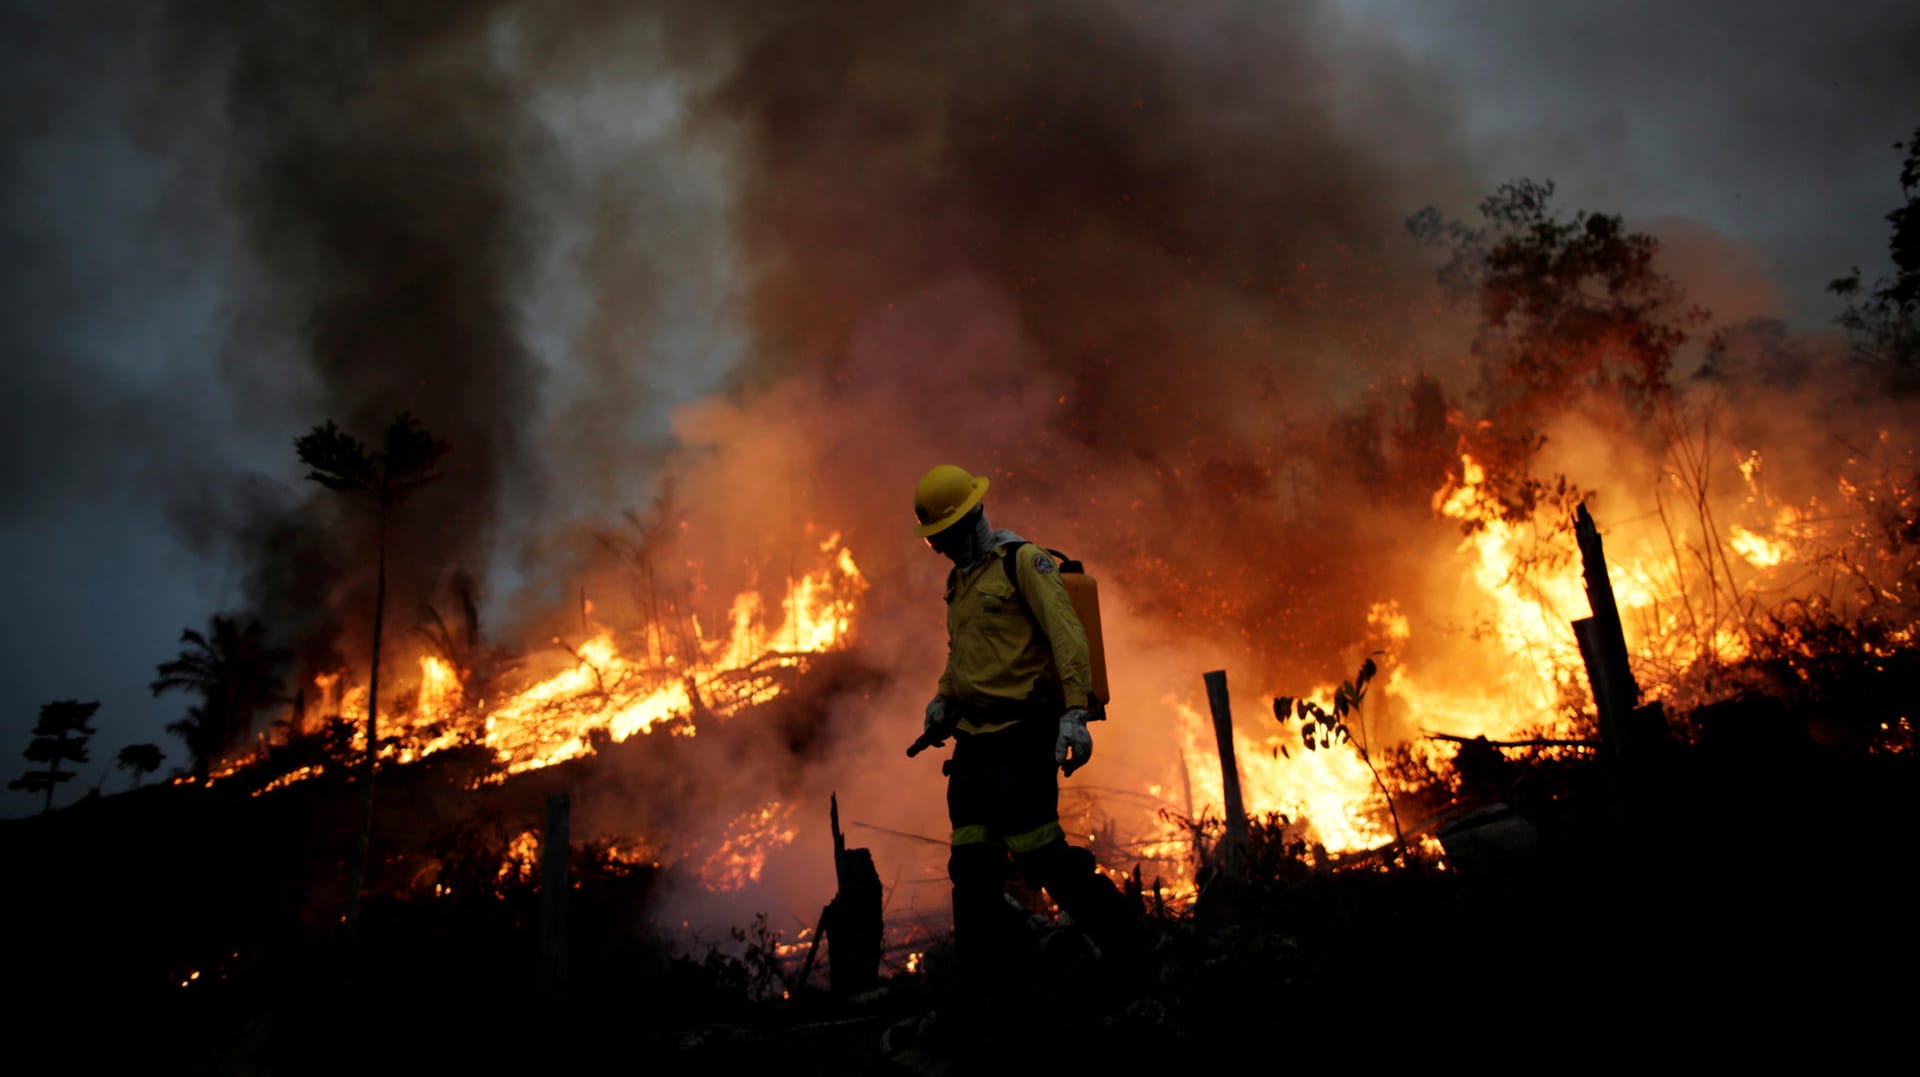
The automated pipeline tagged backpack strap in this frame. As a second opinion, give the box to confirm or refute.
[1000,539,1027,603]
[1001,541,1073,613]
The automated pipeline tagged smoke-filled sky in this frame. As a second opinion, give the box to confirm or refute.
[4,0,1917,818]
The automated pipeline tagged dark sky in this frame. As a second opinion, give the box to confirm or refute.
[4,0,1917,816]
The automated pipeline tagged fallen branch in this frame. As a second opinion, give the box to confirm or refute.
[1422,731,1598,749]
[795,902,830,991]
[550,637,609,699]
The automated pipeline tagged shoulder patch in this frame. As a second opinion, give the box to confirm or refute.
[1032,550,1056,575]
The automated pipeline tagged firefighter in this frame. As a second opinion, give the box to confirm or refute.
[911,463,1144,999]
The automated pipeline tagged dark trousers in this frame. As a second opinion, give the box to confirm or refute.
[945,716,1140,993]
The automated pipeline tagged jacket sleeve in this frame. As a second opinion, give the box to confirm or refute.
[1014,544,1091,710]
[936,568,958,699]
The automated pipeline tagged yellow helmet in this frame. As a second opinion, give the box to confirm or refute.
[912,464,989,538]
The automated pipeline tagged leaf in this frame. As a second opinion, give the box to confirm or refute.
[1296,699,1309,720]
[1300,720,1315,743]
[296,422,376,492]
[1274,697,1292,724]
[1279,744,1290,759]
[1302,736,1316,753]
[1358,656,1378,690]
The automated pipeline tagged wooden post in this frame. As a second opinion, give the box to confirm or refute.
[1572,505,1667,768]
[1572,617,1624,758]
[1202,670,1248,878]
[540,792,570,1008]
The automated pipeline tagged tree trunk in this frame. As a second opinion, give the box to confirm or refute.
[347,515,388,932]
[43,754,59,815]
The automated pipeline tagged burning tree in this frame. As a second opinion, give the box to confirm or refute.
[11,700,99,814]
[1409,178,1707,508]
[295,411,449,927]
[1390,173,1920,777]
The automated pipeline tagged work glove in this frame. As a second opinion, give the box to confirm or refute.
[923,697,949,748]
[1055,708,1093,776]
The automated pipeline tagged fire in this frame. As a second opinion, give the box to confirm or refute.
[479,635,696,776]
[1189,696,1389,853]
[1432,454,1590,725]
[498,829,541,889]
[254,766,319,796]
[600,841,660,871]
[1728,525,1788,568]
[483,532,864,774]
[220,423,1910,921]
[1139,439,1893,868]
[697,801,800,892]
[1113,453,1608,870]
[1427,451,1777,708]
[264,534,867,785]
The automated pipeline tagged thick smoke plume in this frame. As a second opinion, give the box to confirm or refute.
[162,2,544,671]
[645,1,1484,665]
[147,1,1917,935]
[536,1,1509,928]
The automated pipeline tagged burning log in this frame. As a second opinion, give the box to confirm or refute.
[1424,732,1596,749]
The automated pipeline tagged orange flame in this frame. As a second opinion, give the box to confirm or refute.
[269,535,866,787]
[697,801,801,892]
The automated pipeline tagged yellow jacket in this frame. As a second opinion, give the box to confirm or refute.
[938,537,1090,732]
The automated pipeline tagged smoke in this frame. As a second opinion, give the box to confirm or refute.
[91,0,1912,932]
[641,1,1487,670]
[0,3,240,524]
[150,3,536,672]
[585,0,1498,928]
[134,0,1911,720]
[144,0,1532,927]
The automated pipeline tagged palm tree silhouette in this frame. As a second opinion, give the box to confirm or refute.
[151,615,291,781]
